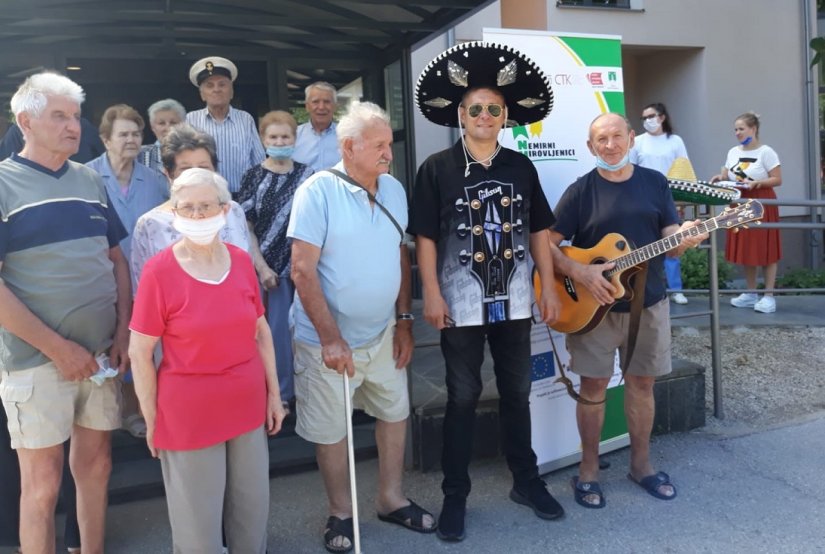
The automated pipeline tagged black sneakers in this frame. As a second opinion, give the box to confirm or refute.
[509,478,565,520]
[436,494,466,542]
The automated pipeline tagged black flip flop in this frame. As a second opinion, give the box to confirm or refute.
[323,515,354,553]
[571,476,605,509]
[377,498,437,533]
[627,471,677,500]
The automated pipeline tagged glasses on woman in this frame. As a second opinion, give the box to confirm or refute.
[465,103,504,118]
[641,113,660,121]
[174,202,224,218]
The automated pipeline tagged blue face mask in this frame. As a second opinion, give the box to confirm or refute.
[266,145,295,159]
[739,136,753,146]
[595,151,630,172]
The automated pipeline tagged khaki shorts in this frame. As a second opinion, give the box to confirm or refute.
[0,362,122,450]
[294,324,409,445]
[566,298,672,379]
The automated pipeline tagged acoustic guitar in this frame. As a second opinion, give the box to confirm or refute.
[534,200,764,335]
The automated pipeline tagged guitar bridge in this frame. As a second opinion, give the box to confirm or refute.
[563,276,578,301]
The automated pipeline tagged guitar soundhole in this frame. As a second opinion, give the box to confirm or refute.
[615,240,626,250]
[591,257,611,282]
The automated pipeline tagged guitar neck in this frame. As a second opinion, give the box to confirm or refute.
[607,218,720,275]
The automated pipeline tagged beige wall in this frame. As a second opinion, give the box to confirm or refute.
[545,0,812,206]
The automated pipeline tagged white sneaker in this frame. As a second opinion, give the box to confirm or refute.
[671,293,688,305]
[730,293,758,308]
[753,296,776,314]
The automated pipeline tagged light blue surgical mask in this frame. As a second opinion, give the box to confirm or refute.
[595,151,630,172]
[739,136,753,146]
[266,145,295,159]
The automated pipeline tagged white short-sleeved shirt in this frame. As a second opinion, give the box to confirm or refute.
[723,144,780,182]
[287,162,407,348]
[630,132,689,176]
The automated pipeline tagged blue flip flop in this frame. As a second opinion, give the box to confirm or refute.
[571,476,605,509]
[627,471,677,500]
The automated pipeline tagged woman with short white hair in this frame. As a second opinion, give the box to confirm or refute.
[129,168,285,553]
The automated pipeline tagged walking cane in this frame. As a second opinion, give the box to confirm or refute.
[342,371,363,554]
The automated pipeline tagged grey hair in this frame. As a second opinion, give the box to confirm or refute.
[10,72,85,119]
[336,101,390,146]
[147,98,186,121]
[305,81,338,104]
[160,124,218,174]
[170,168,231,205]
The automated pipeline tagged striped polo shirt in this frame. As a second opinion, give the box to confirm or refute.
[186,105,265,193]
[0,154,127,371]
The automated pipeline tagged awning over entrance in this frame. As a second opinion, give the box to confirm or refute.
[0,0,491,105]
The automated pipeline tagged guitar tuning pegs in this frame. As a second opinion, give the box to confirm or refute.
[513,194,523,208]
[513,218,523,233]
[459,249,472,264]
[515,245,525,260]
[455,198,468,212]
[456,223,469,238]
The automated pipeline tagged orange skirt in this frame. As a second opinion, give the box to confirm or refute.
[725,187,781,266]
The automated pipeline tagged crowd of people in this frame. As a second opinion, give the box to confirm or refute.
[0,42,780,554]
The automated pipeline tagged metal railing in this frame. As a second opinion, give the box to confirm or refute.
[671,197,825,419]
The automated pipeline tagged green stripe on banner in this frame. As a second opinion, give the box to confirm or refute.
[600,385,628,441]
[603,92,626,116]
[559,36,622,67]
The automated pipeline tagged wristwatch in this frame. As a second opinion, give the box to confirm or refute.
[397,312,415,321]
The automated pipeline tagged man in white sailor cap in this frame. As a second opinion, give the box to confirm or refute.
[186,56,264,198]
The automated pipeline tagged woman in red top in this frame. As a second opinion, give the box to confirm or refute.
[129,168,285,553]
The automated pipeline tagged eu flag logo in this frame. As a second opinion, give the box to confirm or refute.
[530,351,555,382]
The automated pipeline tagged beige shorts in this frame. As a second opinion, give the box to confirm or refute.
[294,324,409,445]
[566,298,672,379]
[0,362,122,450]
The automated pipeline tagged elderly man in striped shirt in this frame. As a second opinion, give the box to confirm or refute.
[186,56,265,199]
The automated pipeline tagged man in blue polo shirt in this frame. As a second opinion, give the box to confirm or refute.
[0,72,131,554]
[292,81,341,171]
[289,101,436,553]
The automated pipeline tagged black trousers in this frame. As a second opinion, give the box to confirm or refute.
[439,318,539,498]
[0,406,80,548]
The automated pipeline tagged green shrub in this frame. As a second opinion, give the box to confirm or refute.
[776,268,825,294]
[679,248,734,290]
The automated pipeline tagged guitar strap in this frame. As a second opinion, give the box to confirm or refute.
[540,260,648,405]
[325,169,405,244]
[543,325,605,406]
[621,261,649,381]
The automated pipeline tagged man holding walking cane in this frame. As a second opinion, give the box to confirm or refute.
[288,101,437,554]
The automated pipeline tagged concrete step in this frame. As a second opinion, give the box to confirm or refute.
[107,413,378,505]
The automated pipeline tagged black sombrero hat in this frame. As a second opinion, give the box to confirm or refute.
[415,41,553,128]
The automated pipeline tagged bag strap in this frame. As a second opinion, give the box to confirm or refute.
[325,168,405,243]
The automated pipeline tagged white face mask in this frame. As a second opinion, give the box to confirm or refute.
[173,212,226,245]
[643,117,661,134]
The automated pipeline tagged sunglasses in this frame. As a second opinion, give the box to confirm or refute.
[465,103,504,118]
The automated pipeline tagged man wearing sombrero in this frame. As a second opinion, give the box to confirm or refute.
[408,41,564,541]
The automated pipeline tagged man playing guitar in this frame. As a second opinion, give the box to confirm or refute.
[546,113,706,509]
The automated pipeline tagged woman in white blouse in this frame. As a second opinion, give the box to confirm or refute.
[131,124,251,290]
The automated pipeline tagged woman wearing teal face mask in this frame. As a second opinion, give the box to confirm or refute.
[710,111,782,314]
[238,111,315,412]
